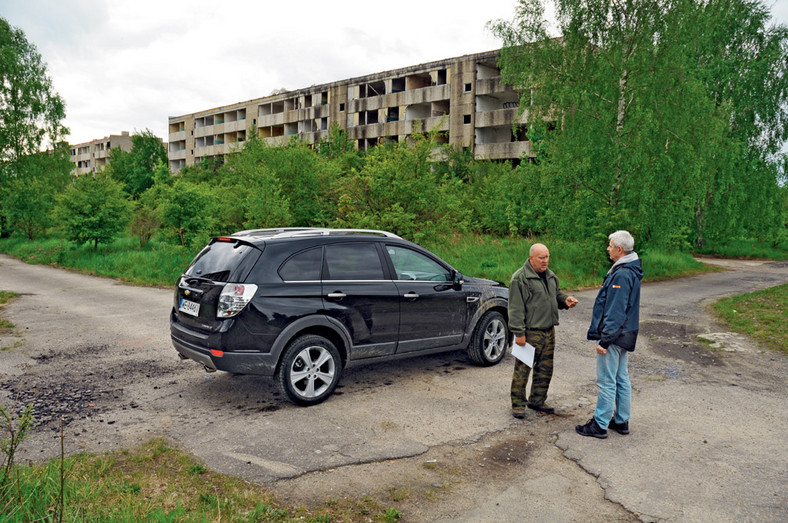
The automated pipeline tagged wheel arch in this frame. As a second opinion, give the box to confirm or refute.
[271,315,351,375]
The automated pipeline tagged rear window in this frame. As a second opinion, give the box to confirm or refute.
[279,247,323,281]
[186,240,261,283]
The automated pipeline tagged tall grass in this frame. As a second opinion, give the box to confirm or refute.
[695,238,788,260]
[712,284,788,353]
[0,436,394,521]
[425,234,714,289]
[0,235,194,287]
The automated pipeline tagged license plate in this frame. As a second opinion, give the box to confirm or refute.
[179,298,200,317]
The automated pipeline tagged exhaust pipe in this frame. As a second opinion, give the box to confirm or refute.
[204,365,216,373]
[178,352,188,360]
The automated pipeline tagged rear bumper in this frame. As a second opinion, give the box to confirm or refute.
[170,314,277,376]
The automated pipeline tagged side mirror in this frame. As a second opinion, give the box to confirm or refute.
[452,270,464,290]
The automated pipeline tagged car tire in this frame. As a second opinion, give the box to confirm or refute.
[467,311,508,366]
[277,335,343,406]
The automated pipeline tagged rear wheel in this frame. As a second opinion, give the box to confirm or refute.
[467,311,508,366]
[277,335,343,405]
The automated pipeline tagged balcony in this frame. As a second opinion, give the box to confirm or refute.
[475,108,528,128]
[474,141,531,160]
[169,149,186,160]
[169,130,187,142]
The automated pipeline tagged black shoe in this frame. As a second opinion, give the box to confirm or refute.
[609,419,629,435]
[512,409,526,419]
[528,404,555,415]
[575,418,608,439]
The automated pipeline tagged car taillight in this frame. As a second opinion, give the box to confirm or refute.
[217,283,258,318]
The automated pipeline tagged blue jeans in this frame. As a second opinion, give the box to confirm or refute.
[594,344,631,429]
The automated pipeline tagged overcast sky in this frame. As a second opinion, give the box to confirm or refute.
[3,0,788,147]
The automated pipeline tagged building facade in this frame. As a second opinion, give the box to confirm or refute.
[167,50,529,172]
[69,132,133,175]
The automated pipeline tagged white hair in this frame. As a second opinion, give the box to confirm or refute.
[609,230,635,253]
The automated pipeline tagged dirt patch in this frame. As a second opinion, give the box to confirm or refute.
[648,341,724,366]
[640,321,724,366]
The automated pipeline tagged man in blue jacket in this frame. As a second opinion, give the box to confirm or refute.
[576,230,643,439]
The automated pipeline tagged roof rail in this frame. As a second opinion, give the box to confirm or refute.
[231,227,401,239]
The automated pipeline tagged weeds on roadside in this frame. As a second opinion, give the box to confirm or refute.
[712,284,788,353]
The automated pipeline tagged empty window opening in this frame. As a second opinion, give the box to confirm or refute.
[339,103,345,111]
[391,77,406,93]
[512,125,528,142]
[436,69,447,85]
[360,80,385,98]
[463,114,472,124]
[476,61,500,79]
[320,117,328,130]
[406,72,431,90]
[387,107,399,122]
[432,100,449,117]
[321,91,329,105]
[405,103,430,121]
[464,83,472,93]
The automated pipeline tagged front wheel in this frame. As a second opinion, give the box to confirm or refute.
[467,311,508,366]
[277,335,343,406]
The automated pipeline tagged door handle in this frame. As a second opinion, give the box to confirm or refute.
[403,292,420,299]
[327,292,346,299]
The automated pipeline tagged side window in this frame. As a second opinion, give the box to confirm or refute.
[325,243,385,280]
[386,245,451,282]
[279,247,322,281]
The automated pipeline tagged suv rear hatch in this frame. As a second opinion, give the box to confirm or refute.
[173,237,262,331]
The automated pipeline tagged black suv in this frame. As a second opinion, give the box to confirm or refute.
[170,228,509,405]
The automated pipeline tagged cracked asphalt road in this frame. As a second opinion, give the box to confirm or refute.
[0,254,786,521]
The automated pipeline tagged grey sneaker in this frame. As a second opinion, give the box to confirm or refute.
[575,418,608,439]
[609,419,629,435]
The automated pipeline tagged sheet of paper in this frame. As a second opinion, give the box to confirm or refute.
[511,340,535,368]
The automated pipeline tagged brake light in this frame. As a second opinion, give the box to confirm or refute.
[217,283,258,318]
[210,349,224,357]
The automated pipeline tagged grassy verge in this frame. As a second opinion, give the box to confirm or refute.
[0,236,192,287]
[695,238,788,260]
[711,284,788,353]
[424,233,716,289]
[0,291,19,331]
[0,232,724,290]
[0,437,400,522]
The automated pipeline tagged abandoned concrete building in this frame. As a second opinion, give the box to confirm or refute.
[167,50,529,172]
[69,131,133,175]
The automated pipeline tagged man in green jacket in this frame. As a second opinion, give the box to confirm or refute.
[509,243,578,419]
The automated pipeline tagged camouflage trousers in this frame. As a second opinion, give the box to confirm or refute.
[511,327,555,410]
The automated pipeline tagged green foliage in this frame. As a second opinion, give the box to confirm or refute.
[158,179,214,250]
[0,17,67,238]
[258,139,332,227]
[488,0,788,250]
[333,132,469,243]
[107,129,168,198]
[213,135,293,232]
[0,143,73,240]
[53,173,132,250]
